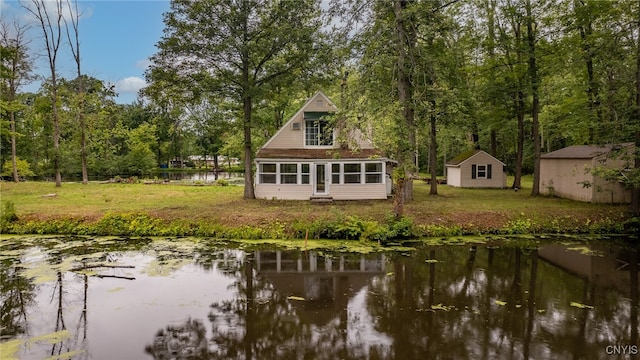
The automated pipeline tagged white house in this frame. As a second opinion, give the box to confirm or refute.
[540,143,633,203]
[254,91,392,200]
[445,149,507,188]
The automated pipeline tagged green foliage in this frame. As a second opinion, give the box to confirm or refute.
[215,179,229,186]
[0,201,18,232]
[503,216,535,235]
[92,213,163,236]
[1,157,35,179]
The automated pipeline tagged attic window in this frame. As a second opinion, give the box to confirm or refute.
[316,99,323,107]
[304,112,333,146]
[292,122,301,130]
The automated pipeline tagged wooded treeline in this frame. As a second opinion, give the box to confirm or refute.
[1,0,639,212]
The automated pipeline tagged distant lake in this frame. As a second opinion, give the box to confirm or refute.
[1,235,638,359]
[48,170,244,184]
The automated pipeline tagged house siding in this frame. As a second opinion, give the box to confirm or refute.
[267,110,306,148]
[255,183,386,200]
[266,92,337,149]
[256,184,314,200]
[329,184,387,200]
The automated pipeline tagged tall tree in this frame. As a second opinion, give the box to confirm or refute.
[393,0,418,213]
[147,0,328,199]
[63,0,88,184]
[22,0,64,187]
[524,0,541,195]
[632,0,640,215]
[0,20,33,182]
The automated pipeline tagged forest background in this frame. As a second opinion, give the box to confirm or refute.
[2,0,639,215]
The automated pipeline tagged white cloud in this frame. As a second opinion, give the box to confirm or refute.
[136,58,152,70]
[115,76,146,93]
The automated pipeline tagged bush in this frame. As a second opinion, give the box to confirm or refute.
[0,201,18,232]
[1,158,35,179]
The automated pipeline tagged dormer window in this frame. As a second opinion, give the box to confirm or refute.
[304,112,333,146]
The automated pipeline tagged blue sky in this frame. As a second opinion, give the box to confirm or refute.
[1,0,171,104]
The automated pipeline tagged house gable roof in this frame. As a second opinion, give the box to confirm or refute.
[260,91,337,150]
[541,143,634,159]
[256,91,384,159]
[445,149,505,167]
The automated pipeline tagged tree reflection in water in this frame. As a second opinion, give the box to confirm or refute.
[144,318,208,359]
[0,257,36,338]
[4,236,640,359]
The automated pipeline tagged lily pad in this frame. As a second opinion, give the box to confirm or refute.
[570,301,594,309]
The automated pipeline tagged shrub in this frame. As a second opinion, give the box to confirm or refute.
[0,201,18,232]
[1,158,35,179]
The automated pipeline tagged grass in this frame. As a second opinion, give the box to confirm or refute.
[0,175,631,238]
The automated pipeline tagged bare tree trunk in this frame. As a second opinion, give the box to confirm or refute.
[64,0,88,184]
[24,0,63,187]
[10,111,19,182]
[393,0,417,216]
[526,0,541,196]
[512,90,525,190]
[243,94,255,199]
[429,110,438,195]
[632,0,640,215]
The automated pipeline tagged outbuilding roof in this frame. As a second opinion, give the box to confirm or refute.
[541,143,634,159]
[446,149,505,167]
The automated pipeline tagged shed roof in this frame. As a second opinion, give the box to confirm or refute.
[541,143,634,159]
[446,149,505,167]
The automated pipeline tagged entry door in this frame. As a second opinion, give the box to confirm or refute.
[314,163,328,195]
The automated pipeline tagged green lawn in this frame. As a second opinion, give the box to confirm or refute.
[0,175,630,236]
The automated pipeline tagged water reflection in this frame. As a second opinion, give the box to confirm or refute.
[1,236,639,359]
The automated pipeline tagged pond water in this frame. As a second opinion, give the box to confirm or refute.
[1,235,639,359]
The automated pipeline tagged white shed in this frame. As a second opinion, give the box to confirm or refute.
[445,150,507,188]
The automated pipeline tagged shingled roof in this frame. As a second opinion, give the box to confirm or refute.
[256,147,385,160]
[541,143,634,159]
[445,149,505,166]
[446,149,479,166]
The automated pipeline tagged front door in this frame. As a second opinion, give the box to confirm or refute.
[314,163,328,195]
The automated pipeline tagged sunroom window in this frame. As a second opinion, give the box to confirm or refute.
[344,163,361,184]
[331,163,340,184]
[260,163,276,184]
[301,164,310,184]
[365,162,383,183]
[280,163,298,184]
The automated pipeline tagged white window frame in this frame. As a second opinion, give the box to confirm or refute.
[280,163,298,184]
[476,164,487,179]
[365,162,384,184]
[259,163,277,184]
[343,163,362,184]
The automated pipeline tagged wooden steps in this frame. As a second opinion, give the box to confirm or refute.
[310,196,334,204]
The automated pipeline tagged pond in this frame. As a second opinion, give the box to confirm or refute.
[1,235,638,359]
